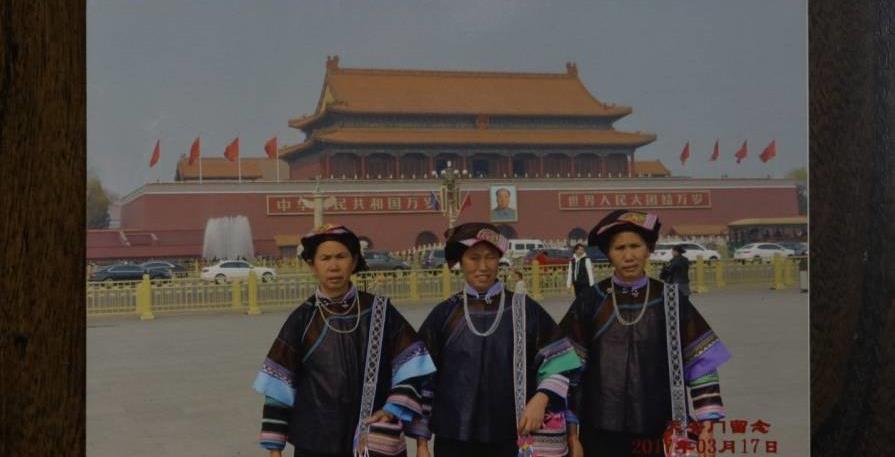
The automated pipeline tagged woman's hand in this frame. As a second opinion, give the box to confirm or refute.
[416,438,431,457]
[268,450,282,457]
[357,409,395,452]
[364,409,395,425]
[517,392,549,436]
[568,437,584,457]
[566,423,583,457]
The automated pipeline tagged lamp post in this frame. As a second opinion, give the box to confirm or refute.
[434,161,468,230]
[301,176,336,228]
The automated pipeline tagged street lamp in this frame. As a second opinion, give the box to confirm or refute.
[300,176,336,228]
[436,161,468,230]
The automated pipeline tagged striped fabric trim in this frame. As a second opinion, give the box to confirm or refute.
[384,393,423,419]
[684,331,720,361]
[693,405,727,421]
[537,374,570,400]
[253,371,296,407]
[539,338,576,360]
[404,388,433,439]
[390,383,422,399]
[260,357,294,387]
[405,416,432,439]
[366,420,408,456]
[564,410,579,425]
[695,411,725,421]
[685,338,731,381]
[691,391,723,403]
[689,371,721,387]
[262,418,288,426]
[537,347,582,383]
[264,396,290,408]
[688,369,725,421]
[392,352,437,386]
[383,402,415,422]
[260,394,290,450]
[259,432,287,450]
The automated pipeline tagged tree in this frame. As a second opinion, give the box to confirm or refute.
[785,167,808,215]
[86,176,110,229]
[785,167,807,181]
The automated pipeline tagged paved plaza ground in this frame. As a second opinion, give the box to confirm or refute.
[87,286,809,456]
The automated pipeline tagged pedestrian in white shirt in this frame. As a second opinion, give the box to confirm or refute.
[566,244,595,297]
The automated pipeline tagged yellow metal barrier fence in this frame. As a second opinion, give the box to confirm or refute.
[87,257,806,318]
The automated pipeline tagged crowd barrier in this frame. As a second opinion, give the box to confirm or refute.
[86,256,806,318]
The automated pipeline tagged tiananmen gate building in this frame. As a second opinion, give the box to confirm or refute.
[90,57,801,261]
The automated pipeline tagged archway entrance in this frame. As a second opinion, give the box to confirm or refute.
[414,231,439,247]
[496,224,518,240]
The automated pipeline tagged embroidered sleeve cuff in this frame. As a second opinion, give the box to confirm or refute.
[259,432,287,450]
[693,406,727,422]
[696,411,726,422]
[383,402,416,422]
[404,417,432,439]
[536,373,570,399]
[253,370,296,407]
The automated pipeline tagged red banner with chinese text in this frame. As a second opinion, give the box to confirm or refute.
[267,193,443,215]
[557,191,712,210]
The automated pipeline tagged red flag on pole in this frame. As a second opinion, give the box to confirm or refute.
[224,137,239,162]
[710,140,719,161]
[149,140,160,167]
[264,136,278,159]
[679,142,690,165]
[459,193,472,213]
[760,140,777,163]
[735,140,748,164]
[188,137,200,165]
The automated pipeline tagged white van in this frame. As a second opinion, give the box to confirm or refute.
[507,239,546,259]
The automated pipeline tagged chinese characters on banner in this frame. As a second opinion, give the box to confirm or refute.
[557,191,712,210]
[267,193,442,215]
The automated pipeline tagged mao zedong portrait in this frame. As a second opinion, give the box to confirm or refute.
[491,187,517,222]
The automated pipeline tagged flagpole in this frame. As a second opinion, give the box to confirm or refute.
[270,136,279,183]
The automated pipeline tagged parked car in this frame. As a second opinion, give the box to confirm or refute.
[200,260,276,283]
[651,242,722,262]
[364,251,411,271]
[140,260,189,278]
[733,243,795,262]
[506,239,546,259]
[89,263,171,282]
[422,249,447,269]
[523,248,572,266]
[584,246,609,264]
[778,241,808,256]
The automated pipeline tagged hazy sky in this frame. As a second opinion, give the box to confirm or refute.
[88,0,807,197]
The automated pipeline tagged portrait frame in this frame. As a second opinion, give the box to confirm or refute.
[489,184,519,223]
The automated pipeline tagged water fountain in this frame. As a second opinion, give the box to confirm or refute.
[202,216,255,260]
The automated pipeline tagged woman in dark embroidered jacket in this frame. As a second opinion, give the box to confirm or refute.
[559,210,731,457]
[252,224,436,457]
[412,222,582,457]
